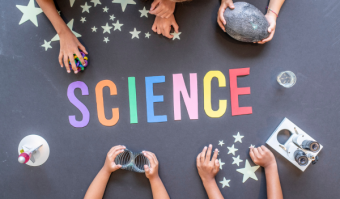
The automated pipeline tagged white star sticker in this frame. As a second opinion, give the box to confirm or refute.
[219,178,230,188]
[112,20,123,31]
[171,32,181,40]
[249,144,255,148]
[91,0,102,7]
[130,28,141,39]
[218,158,225,170]
[81,2,92,13]
[112,0,136,12]
[145,32,151,38]
[218,140,225,147]
[41,40,52,51]
[227,144,238,156]
[233,132,244,143]
[16,0,43,27]
[236,160,260,183]
[103,37,110,43]
[139,6,149,17]
[110,15,116,21]
[80,17,86,23]
[91,26,97,32]
[103,6,109,12]
[232,155,243,166]
[70,0,75,7]
[51,19,81,41]
[102,23,113,34]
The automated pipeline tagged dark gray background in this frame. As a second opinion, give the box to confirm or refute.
[1,0,339,198]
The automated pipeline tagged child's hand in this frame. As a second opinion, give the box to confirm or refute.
[249,145,277,168]
[102,145,126,174]
[149,0,176,19]
[257,13,277,44]
[152,15,179,39]
[58,30,88,74]
[143,151,160,180]
[217,0,235,32]
[197,145,219,182]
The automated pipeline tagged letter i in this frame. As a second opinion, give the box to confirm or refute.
[128,77,138,123]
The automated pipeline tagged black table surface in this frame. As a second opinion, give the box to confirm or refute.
[1,0,339,198]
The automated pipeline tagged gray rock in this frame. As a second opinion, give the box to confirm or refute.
[224,2,270,42]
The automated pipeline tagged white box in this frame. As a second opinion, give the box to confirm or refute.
[266,118,323,171]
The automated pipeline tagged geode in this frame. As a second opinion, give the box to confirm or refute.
[223,2,270,42]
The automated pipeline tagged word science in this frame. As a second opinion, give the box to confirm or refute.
[67,68,253,128]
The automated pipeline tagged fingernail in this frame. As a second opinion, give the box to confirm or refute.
[67,70,70,73]
[209,144,212,148]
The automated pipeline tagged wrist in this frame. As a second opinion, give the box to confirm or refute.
[201,176,216,184]
[56,24,71,36]
[264,162,277,170]
[266,10,278,20]
[202,177,217,191]
[148,175,161,183]
[100,167,112,176]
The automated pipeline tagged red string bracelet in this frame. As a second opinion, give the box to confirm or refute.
[266,6,278,17]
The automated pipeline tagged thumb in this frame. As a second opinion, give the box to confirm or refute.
[150,1,159,11]
[78,43,88,54]
[173,23,179,33]
[113,164,122,171]
[268,23,275,33]
[144,165,150,173]
[229,2,235,9]
[171,21,179,33]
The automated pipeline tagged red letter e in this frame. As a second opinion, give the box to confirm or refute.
[229,68,252,116]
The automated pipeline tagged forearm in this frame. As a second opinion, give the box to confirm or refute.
[202,179,224,199]
[265,164,283,199]
[149,176,170,199]
[84,168,111,199]
[36,0,70,34]
[268,0,285,15]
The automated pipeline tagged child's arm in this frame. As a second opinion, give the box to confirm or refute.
[143,151,170,199]
[149,0,176,19]
[152,15,179,39]
[84,145,126,199]
[36,0,87,74]
[197,145,223,199]
[257,0,285,44]
[250,146,283,199]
